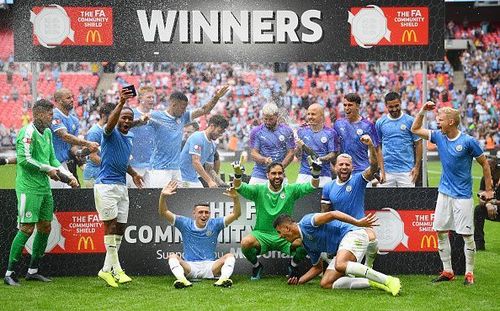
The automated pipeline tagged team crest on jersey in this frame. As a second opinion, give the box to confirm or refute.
[25,211,32,218]
[278,135,285,142]
[194,144,201,151]
[455,145,463,152]
[356,129,363,136]
[280,193,286,199]
[206,230,213,237]
[400,124,407,130]
[305,234,313,240]
[346,185,352,192]
[52,119,61,125]
[176,119,181,124]
[23,137,32,144]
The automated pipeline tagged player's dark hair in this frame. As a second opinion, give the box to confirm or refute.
[344,93,361,105]
[121,106,134,115]
[193,203,210,210]
[273,214,294,228]
[170,91,188,103]
[208,115,229,129]
[185,121,200,131]
[98,102,116,118]
[384,92,401,103]
[266,161,284,173]
[33,99,54,113]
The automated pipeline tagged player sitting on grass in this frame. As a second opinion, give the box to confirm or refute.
[273,212,402,296]
[158,180,241,288]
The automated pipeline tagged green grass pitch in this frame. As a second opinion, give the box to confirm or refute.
[0,162,498,310]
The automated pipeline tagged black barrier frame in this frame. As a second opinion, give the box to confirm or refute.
[0,188,464,277]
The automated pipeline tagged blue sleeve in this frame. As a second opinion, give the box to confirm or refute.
[211,217,226,232]
[321,183,331,200]
[188,134,203,156]
[375,120,382,145]
[149,111,161,129]
[368,122,379,148]
[86,129,101,143]
[285,126,296,149]
[328,129,339,152]
[174,215,190,232]
[71,117,80,135]
[355,171,369,186]
[468,137,484,158]
[407,117,421,142]
[206,143,216,163]
[309,251,321,265]
[430,130,438,144]
[249,128,260,150]
[181,111,191,126]
[51,111,66,132]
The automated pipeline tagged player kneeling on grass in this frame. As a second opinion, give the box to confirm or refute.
[273,211,402,296]
[4,99,78,286]
[94,89,145,288]
[158,180,241,288]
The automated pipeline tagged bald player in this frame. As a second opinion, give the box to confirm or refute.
[295,103,338,187]
[51,88,99,188]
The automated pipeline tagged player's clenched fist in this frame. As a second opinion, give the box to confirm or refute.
[360,134,373,146]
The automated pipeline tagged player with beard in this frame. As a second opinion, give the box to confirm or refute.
[320,135,379,268]
[376,92,422,187]
[412,102,493,285]
[4,99,78,286]
[232,158,321,280]
[248,103,295,184]
[50,88,99,188]
[93,89,145,288]
[179,115,229,188]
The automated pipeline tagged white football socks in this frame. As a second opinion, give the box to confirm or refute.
[220,256,236,280]
[437,232,453,272]
[168,257,186,280]
[463,235,475,274]
[345,261,388,285]
[332,276,370,289]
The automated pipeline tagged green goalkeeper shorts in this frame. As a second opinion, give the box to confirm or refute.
[251,230,292,255]
[16,192,54,223]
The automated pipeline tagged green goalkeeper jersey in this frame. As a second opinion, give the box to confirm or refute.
[237,182,316,233]
[16,123,61,194]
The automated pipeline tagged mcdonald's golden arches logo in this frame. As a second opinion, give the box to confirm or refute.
[402,30,417,43]
[420,234,437,249]
[78,236,95,250]
[86,30,102,43]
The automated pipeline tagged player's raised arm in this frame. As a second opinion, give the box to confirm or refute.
[191,85,229,119]
[158,180,178,224]
[360,135,378,181]
[231,154,245,189]
[104,89,134,134]
[411,101,436,140]
[223,187,242,225]
[313,210,378,228]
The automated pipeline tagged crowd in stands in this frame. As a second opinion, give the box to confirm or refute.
[0,21,498,153]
